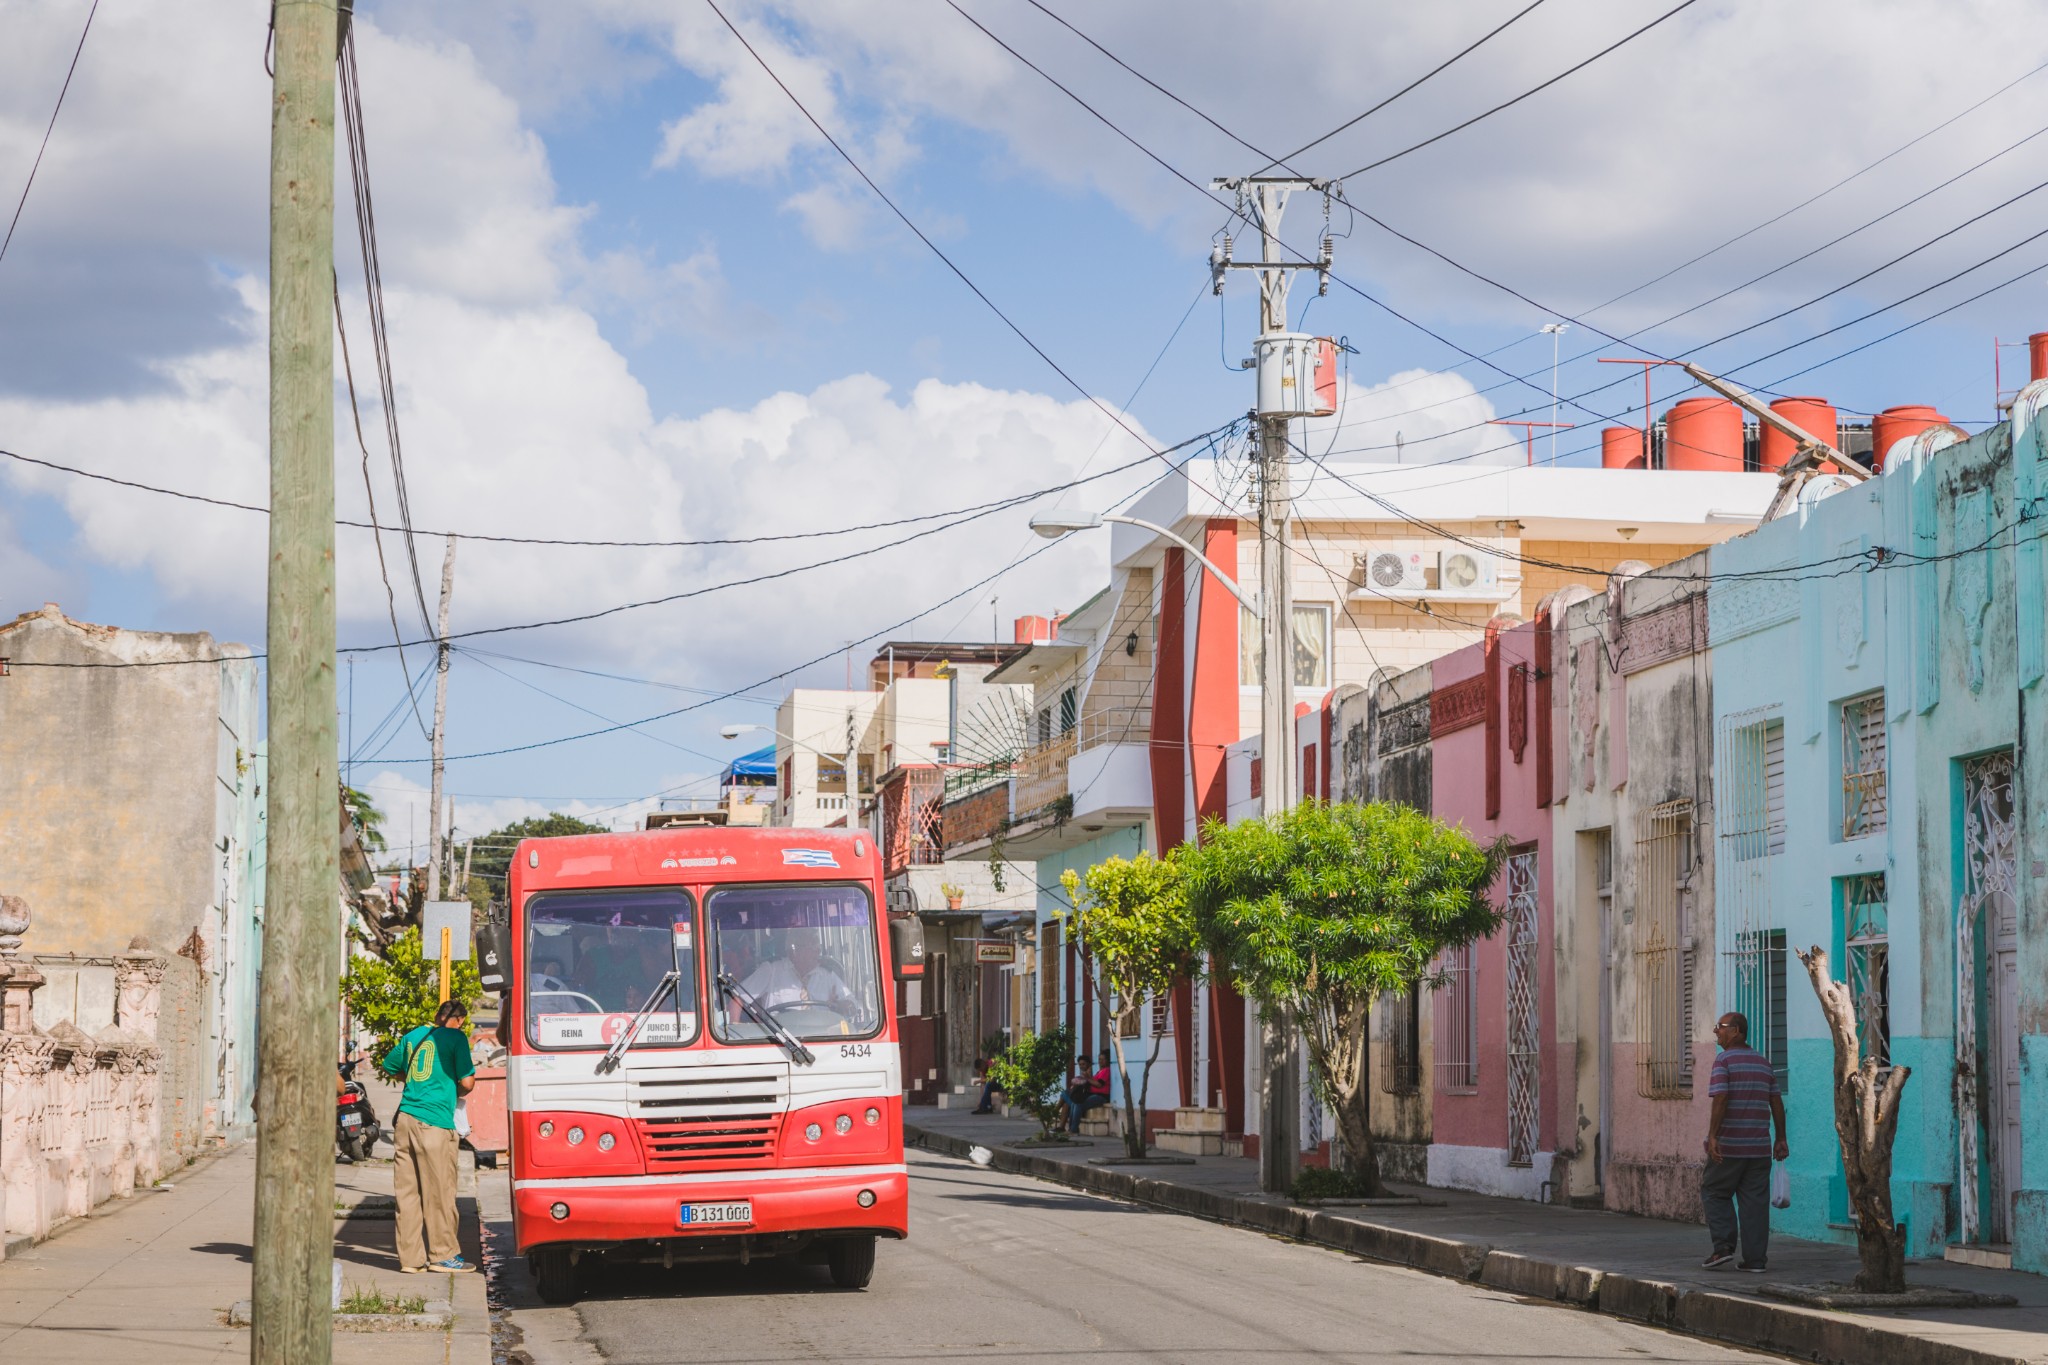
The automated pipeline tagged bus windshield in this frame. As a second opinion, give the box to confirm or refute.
[708,883,882,1044]
[526,888,698,1049]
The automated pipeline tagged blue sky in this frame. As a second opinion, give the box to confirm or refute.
[4,0,2045,851]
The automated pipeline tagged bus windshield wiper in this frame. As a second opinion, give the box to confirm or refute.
[717,971,816,1065]
[594,970,679,1075]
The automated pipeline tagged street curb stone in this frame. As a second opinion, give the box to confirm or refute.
[908,1122,2028,1365]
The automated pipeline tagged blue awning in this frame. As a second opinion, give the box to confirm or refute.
[723,744,778,779]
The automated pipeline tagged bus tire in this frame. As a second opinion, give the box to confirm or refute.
[533,1247,580,1305]
[826,1235,876,1290]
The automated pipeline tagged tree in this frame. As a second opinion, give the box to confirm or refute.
[1060,853,1198,1157]
[340,928,483,1059]
[1179,801,1505,1196]
[467,813,607,901]
[1796,944,1912,1293]
[344,785,387,853]
[985,1026,1073,1141]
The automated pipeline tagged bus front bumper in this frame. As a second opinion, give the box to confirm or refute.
[512,1163,909,1251]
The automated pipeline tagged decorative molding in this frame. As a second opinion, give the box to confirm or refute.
[1707,576,1799,643]
[1617,593,1706,676]
[1431,675,1486,738]
[1508,663,1530,764]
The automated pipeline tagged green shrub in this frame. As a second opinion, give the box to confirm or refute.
[985,1025,1072,1139]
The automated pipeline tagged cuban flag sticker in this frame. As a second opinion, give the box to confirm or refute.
[781,848,840,868]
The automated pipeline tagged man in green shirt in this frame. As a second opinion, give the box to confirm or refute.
[381,999,476,1273]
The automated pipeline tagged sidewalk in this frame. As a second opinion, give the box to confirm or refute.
[0,1103,489,1362]
[909,1109,2048,1365]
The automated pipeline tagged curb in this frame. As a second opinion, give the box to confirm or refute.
[909,1124,2031,1365]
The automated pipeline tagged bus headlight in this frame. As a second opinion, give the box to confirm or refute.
[834,1114,853,1136]
[538,1121,554,1139]
[567,1126,585,1146]
[550,1202,570,1220]
[864,1107,880,1126]
[597,1132,615,1152]
[805,1122,822,1142]
[857,1189,876,1208]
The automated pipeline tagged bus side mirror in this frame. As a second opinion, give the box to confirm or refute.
[476,922,511,996]
[890,916,925,981]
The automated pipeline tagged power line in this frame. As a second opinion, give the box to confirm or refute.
[1336,0,1703,179]
[0,0,98,269]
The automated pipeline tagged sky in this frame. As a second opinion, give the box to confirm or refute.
[4,0,2046,855]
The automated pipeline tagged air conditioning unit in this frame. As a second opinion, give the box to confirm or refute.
[1438,547,1499,592]
[1359,547,1427,592]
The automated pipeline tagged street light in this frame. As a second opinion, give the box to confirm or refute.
[1029,511,1260,617]
[1540,322,1569,469]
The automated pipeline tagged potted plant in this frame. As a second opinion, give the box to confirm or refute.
[939,882,965,911]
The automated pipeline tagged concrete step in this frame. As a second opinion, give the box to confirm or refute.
[1173,1107,1226,1134]
[1946,1243,2013,1270]
[1155,1128,1225,1157]
[1077,1111,1123,1138]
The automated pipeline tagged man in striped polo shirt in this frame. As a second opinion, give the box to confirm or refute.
[1702,1011,1788,1271]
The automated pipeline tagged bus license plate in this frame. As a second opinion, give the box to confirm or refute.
[679,1200,751,1227]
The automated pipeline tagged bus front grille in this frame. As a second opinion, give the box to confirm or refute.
[636,1112,782,1166]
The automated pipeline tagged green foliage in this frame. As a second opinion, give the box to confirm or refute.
[1178,800,1505,1189]
[466,813,607,898]
[1290,1165,1375,1202]
[1180,800,1505,1012]
[1061,852,1197,1155]
[985,1025,1073,1139]
[344,786,387,853]
[337,1284,427,1315]
[340,928,483,1059]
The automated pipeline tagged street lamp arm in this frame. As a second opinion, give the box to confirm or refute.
[1101,515,1260,618]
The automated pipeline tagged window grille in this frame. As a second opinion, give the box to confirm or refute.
[1149,993,1171,1036]
[1058,686,1078,734]
[1433,943,1478,1091]
[1505,848,1541,1164]
[1635,800,1695,1098]
[1718,709,1785,1085]
[1841,873,1890,1069]
[1038,922,1060,1033]
[1036,706,1053,747]
[1957,749,2017,1244]
[1381,989,1421,1094]
[1840,692,1888,839]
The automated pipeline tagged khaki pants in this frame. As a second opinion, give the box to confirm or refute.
[393,1111,460,1268]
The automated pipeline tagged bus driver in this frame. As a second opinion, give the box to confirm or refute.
[743,931,858,1013]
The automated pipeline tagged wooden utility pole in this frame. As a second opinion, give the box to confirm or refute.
[253,1,339,1361]
[425,535,456,900]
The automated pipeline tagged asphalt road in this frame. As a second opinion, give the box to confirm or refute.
[488,1149,1777,1365]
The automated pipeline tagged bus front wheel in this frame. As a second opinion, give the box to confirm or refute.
[826,1235,876,1290]
[532,1246,581,1305]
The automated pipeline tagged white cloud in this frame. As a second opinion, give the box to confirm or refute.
[351,767,703,858]
[1299,368,1522,472]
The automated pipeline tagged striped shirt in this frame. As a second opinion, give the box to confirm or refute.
[1708,1044,1778,1158]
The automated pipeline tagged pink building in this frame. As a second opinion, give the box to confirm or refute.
[1424,616,1570,1201]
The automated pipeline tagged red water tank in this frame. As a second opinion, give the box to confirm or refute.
[1870,405,1947,471]
[1663,397,1743,471]
[1601,426,1645,469]
[2030,331,2048,383]
[1758,396,1837,473]
[1012,614,1053,645]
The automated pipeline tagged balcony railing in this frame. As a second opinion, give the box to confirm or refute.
[1014,731,1078,818]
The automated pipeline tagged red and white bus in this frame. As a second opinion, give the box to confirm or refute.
[488,826,920,1303]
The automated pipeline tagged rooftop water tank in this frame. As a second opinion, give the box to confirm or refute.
[1758,396,1837,474]
[2031,331,2048,383]
[1601,426,1645,469]
[1871,405,1947,472]
[1663,397,1742,471]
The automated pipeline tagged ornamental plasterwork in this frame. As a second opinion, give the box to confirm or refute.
[1617,593,1706,676]
[1707,576,1799,643]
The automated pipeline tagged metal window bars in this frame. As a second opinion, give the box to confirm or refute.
[1841,692,1888,839]
[1380,989,1422,1095]
[1635,800,1696,1099]
[1957,749,2017,1245]
[1433,942,1479,1092]
[1505,849,1542,1165]
[1718,709,1785,1087]
[1842,873,1889,1069]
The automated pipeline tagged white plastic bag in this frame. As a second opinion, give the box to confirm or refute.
[1769,1161,1790,1209]
[454,1098,471,1140]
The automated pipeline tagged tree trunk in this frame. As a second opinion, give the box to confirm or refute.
[1306,995,1384,1196]
[1797,945,1912,1294]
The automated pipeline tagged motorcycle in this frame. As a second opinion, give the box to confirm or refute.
[336,1057,383,1163]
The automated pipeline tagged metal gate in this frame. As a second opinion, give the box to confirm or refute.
[1959,750,2017,1244]
[1505,848,1541,1167]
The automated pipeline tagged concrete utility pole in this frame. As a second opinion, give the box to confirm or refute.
[425,535,455,901]
[1211,176,1333,1194]
[253,1,340,1361]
